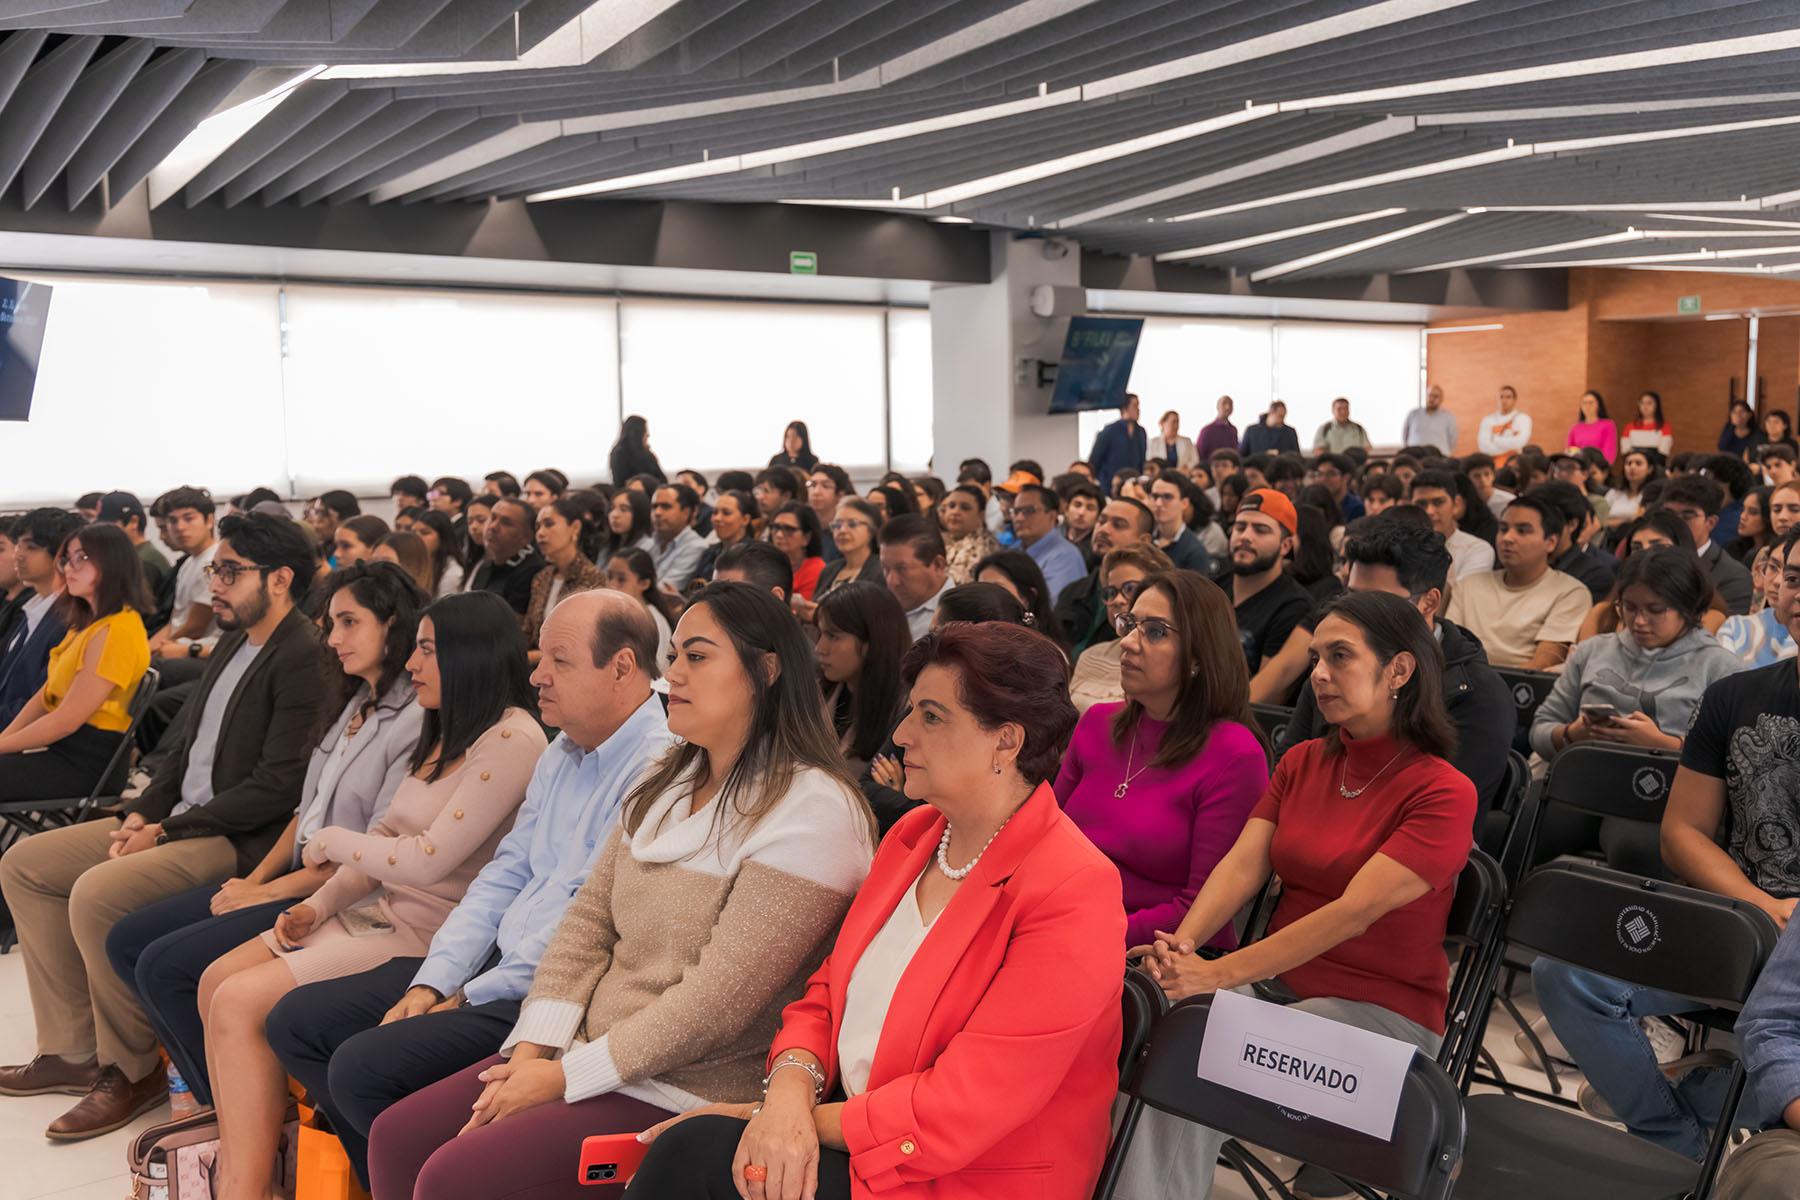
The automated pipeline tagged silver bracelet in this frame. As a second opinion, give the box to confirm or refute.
[763,1056,825,1104]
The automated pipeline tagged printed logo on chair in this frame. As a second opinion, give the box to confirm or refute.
[1631,766,1667,802]
[1195,990,1418,1141]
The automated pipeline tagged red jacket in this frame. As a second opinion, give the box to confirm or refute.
[769,783,1124,1199]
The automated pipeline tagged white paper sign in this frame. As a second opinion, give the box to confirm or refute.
[1195,989,1418,1140]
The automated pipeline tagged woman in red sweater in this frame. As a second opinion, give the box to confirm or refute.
[1118,589,1476,1200]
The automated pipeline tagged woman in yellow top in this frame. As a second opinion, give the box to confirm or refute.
[0,524,151,802]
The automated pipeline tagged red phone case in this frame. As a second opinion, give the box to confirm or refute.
[578,1132,650,1187]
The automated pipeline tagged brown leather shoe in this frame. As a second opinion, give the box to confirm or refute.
[0,1055,102,1097]
[45,1065,167,1141]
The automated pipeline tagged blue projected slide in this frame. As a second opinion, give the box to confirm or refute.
[1048,316,1143,413]
[0,276,52,422]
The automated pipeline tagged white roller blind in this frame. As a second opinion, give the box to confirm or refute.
[1079,316,1275,455]
[281,285,620,496]
[887,307,933,473]
[0,277,286,508]
[1273,321,1422,447]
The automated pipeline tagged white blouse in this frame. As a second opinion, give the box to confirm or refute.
[837,867,935,1097]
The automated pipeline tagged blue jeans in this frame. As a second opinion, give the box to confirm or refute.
[1533,959,1735,1161]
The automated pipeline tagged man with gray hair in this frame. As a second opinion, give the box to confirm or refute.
[263,590,675,1189]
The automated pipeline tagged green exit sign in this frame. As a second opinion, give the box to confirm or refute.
[1677,295,1701,314]
[789,250,818,275]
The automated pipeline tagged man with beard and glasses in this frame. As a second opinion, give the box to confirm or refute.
[1231,489,1313,703]
[0,512,330,1141]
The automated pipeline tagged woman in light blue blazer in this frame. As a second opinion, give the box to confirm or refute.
[103,563,431,1106]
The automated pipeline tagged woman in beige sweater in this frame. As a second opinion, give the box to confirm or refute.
[194,592,544,1200]
[364,581,877,1200]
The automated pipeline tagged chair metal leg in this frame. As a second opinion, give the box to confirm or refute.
[1498,987,1564,1096]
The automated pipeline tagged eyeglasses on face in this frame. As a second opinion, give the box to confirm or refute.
[57,549,91,571]
[1099,580,1144,604]
[829,519,869,532]
[771,522,804,535]
[203,560,273,586]
[1114,612,1179,644]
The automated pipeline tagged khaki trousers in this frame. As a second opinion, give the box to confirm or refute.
[1715,1128,1800,1200]
[0,819,235,1081]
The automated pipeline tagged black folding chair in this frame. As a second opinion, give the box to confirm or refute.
[1476,748,1530,860]
[1099,994,1466,1200]
[1092,967,1166,1200]
[0,666,160,841]
[1453,861,1779,1200]
[1493,667,1556,754]
[1250,703,1295,754]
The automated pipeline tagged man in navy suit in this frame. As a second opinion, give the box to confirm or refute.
[1088,392,1146,494]
[0,508,81,723]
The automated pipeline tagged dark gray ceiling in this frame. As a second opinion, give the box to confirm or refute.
[7,0,1800,280]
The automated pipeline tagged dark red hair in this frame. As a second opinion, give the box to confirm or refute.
[901,621,1075,785]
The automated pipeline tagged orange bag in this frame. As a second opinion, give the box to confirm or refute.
[295,1117,372,1200]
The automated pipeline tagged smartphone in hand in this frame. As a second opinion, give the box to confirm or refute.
[578,1133,650,1186]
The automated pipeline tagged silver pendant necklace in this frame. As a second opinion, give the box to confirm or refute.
[1115,729,1153,799]
[1339,748,1406,798]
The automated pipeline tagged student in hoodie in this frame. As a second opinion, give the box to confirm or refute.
[1528,545,1747,877]
[1281,517,1514,828]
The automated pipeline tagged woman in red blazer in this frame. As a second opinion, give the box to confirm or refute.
[629,622,1124,1200]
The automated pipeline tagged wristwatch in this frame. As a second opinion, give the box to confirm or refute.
[187,643,202,658]
[154,831,171,846]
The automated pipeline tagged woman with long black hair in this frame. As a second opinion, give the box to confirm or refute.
[610,415,666,488]
[769,420,819,472]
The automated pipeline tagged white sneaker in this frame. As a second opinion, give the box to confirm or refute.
[1514,1015,1575,1068]
[1643,1018,1687,1065]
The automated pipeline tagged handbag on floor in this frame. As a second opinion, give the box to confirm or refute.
[128,1097,300,1200]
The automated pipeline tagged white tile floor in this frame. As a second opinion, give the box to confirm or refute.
[1,947,1589,1200]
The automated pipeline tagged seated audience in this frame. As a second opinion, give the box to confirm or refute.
[973,549,1068,649]
[1606,448,1663,528]
[1665,474,1755,614]
[603,542,679,650]
[0,523,151,802]
[1145,472,1212,574]
[631,621,1122,1200]
[95,492,170,597]
[1720,543,1796,665]
[522,469,568,510]
[147,487,220,668]
[524,498,606,653]
[649,484,707,591]
[936,484,999,585]
[604,488,656,561]
[930,581,1033,631]
[1722,918,1800,1199]
[805,466,853,563]
[1066,544,1173,715]
[876,515,951,639]
[332,515,388,568]
[1008,483,1087,598]
[691,490,755,586]
[1229,489,1313,702]
[1409,469,1494,579]
[1283,519,1514,824]
[192,590,543,1200]
[1445,493,1591,668]
[713,540,795,606]
[390,476,429,512]
[1056,498,1155,654]
[1731,485,1774,566]
[1056,569,1266,949]
[815,582,911,783]
[754,467,802,517]
[0,508,81,722]
[1577,510,1728,641]
[0,513,329,1140]
[0,519,25,643]
[105,562,428,1109]
[463,496,493,570]
[768,502,826,600]
[1536,481,1618,605]
[1058,476,1104,557]
[1535,529,1800,1161]
[407,508,467,598]
[469,498,545,616]
[374,531,435,595]
[1361,472,1404,515]
[1121,590,1476,1200]
[363,582,876,1200]
[483,473,520,499]
[1291,504,1346,606]
[801,497,884,620]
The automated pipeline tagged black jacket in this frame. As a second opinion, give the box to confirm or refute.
[1286,617,1514,821]
[127,606,332,873]
[1054,569,1112,656]
[1700,540,1755,615]
[609,442,666,488]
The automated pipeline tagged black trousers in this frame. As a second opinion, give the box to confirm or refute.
[265,959,518,1190]
[627,1115,852,1200]
[105,883,288,1107]
[0,724,123,803]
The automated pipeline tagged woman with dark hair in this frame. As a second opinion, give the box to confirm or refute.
[815,582,911,777]
[939,484,1000,585]
[1621,391,1674,459]
[1297,483,1345,551]
[365,583,875,1200]
[1577,510,1730,640]
[912,475,946,522]
[1122,590,1475,1200]
[334,515,390,567]
[1764,408,1798,454]
[769,420,819,472]
[604,488,655,560]
[1061,544,1172,714]
[522,470,567,511]
[1605,448,1665,527]
[691,490,757,587]
[407,508,467,597]
[1718,540,1794,665]
[1720,399,1763,460]
[1056,570,1267,950]
[463,495,494,570]
[606,547,678,653]
[373,531,435,596]
[105,562,429,1108]
[0,524,152,800]
[1566,389,1618,462]
[769,501,827,601]
[1290,504,1344,604]
[802,498,883,620]
[194,590,544,1200]
[609,416,666,488]
[1730,484,1775,566]
[933,581,1030,629]
[524,499,607,655]
[631,622,1123,1200]
[974,548,1067,649]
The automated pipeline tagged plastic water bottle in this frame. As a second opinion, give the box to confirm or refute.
[168,1063,199,1119]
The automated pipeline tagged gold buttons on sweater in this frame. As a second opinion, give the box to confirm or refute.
[388,855,398,865]
[480,771,491,781]
[353,852,362,862]
[425,845,436,856]
[900,1141,916,1155]
[453,810,464,820]
[500,730,511,739]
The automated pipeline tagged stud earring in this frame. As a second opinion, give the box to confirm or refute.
[992,763,1003,774]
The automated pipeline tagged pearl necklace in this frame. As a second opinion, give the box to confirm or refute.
[936,817,1010,881]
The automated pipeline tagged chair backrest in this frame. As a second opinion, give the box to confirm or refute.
[1477,749,1531,861]
[1505,860,1778,1010]
[1250,703,1295,749]
[1129,996,1465,1200]
[1493,667,1556,730]
[1119,966,1163,1082]
[1440,849,1508,1079]
[1495,749,1529,817]
[1540,741,1679,825]
[85,666,160,810]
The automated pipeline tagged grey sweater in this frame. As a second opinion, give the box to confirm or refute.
[1529,628,1748,758]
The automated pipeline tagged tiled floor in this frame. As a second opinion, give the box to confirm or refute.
[2,948,1588,1200]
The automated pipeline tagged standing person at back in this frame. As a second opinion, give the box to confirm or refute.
[1478,385,1533,463]
[608,415,665,488]
[1446,493,1590,669]
[1228,490,1312,700]
[1148,408,1198,472]
[1312,397,1371,455]
[1404,385,1459,455]
[1197,396,1239,459]
[1089,392,1147,489]
[1240,400,1300,456]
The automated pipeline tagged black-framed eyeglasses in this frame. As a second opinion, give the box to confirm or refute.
[1100,580,1145,603]
[203,561,273,586]
[1115,613,1179,644]
[771,522,803,535]
[57,549,91,571]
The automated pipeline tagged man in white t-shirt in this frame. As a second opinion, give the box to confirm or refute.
[1408,469,1494,581]
[1446,493,1590,669]
[1477,385,1533,461]
[147,486,220,666]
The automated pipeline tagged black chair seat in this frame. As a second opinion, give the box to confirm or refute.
[1455,1093,1696,1200]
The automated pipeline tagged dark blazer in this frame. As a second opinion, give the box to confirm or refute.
[127,606,331,873]
[0,601,68,725]
[813,552,882,596]
[1088,418,1146,488]
[1700,540,1755,615]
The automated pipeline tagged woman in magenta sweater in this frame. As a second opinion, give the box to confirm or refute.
[1565,389,1618,463]
[1054,571,1266,950]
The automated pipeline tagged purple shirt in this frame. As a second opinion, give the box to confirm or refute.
[1054,704,1268,948]
[1197,417,1239,459]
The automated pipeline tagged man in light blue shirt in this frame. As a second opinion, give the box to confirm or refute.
[266,591,675,1188]
[1721,918,1800,1196]
[1013,485,1088,600]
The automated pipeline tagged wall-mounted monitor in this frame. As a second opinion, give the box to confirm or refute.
[1048,315,1143,413]
[0,276,51,422]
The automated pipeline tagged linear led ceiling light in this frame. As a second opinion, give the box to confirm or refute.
[1249,213,1469,281]
[1155,209,1407,261]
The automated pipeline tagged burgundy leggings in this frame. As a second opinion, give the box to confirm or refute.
[366,1054,673,1200]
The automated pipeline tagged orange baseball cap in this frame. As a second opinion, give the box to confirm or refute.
[1237,488,1297,535]
[995,470,1042,495]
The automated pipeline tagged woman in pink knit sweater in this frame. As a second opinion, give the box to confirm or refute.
[194,592,544,1200]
